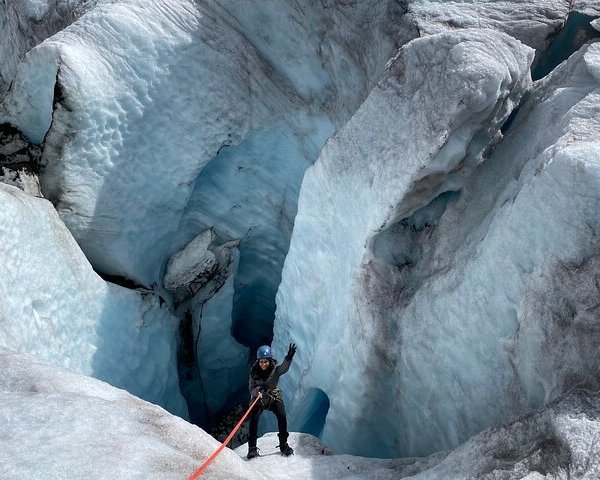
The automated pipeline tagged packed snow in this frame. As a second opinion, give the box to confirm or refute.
[3,348,600,479]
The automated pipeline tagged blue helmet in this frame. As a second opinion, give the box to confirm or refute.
[256,345,273,359]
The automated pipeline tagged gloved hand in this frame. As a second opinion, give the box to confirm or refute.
[251,386,266,398]
[286,342,297,361]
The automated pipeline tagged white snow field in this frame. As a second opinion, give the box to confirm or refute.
[0,183,186,417]
[2,347,600,479]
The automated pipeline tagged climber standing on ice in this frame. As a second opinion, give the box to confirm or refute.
[247,342,297,459]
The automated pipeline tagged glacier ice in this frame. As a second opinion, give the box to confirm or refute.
[0,0,96,97]
[0,0,409,437]
[275,27,534,457]
[0,0,416,428]
[0,0,402,290]
[0,183,186,417]
[0,5,408,406]
[164,229,219,297]
[3,0,600,473]
[174,237,250,426]
[275,25,600,459]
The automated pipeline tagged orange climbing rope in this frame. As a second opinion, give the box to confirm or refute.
[186,393,262,479]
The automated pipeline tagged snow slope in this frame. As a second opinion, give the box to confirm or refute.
[2,347,600,479]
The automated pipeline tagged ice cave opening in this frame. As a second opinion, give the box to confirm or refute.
[291,388,331,439]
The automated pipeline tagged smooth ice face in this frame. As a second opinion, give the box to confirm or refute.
[0,183,186,417]
[274,28,536,458]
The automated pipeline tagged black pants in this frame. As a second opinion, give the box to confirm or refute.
[248,397,288,448]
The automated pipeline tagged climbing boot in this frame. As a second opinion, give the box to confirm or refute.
[247,447,260,460]
[279,443,294,456]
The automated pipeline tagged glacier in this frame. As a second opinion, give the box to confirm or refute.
[275,7,600,460]
[0,0,408,432]
[2,0,600,478]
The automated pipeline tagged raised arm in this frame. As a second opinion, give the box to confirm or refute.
[275,343,297,377]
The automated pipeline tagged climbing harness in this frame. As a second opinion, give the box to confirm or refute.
[260,387,283,409]
[186,393,263,479]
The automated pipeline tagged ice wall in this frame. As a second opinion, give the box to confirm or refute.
[275,24,600,458]
[0,0,409,423]
[0,183,186,417]
[167,231,249,425]
[0,0,403,288]
[0,0,98,97]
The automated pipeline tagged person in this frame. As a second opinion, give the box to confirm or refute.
[247,342,297,459]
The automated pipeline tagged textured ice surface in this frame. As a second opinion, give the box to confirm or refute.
[0,0,97,96]
[0,348,247,480]
[0,183,186,416]
[275,28,534,458]
[410,0,570,52]
[0,0,400,291]
[3,348,600,479]
[276,30,600,458]
[410,1,600,78]
[3,0,600,470]
[193,251,249,417]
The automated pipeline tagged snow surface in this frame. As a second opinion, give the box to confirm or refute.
[0,183,186,417]
[3,347,600,479]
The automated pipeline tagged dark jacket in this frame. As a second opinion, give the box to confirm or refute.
[249,357,291,399]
